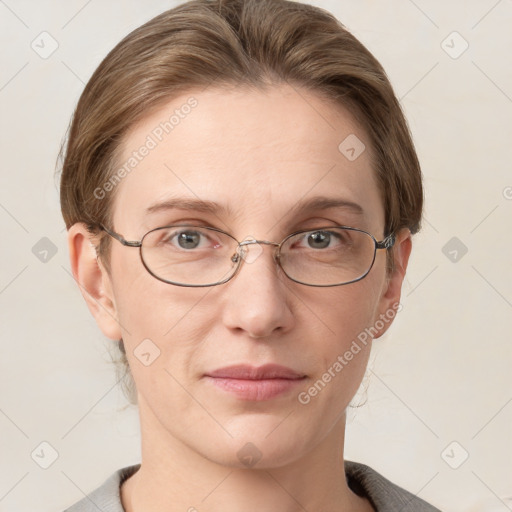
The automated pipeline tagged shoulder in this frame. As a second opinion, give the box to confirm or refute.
[345,460,443,511]
[63,464,140,512]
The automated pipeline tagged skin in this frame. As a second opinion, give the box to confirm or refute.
[68,83,412,512]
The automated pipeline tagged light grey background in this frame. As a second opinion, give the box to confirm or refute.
[1,1,511,511]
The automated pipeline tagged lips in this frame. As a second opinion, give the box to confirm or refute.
[203,364,306,401]
[204,364,305,380]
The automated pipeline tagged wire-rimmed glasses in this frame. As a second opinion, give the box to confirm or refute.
[99,224,395,287]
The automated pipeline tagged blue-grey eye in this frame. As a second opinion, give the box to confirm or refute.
[307,231,331,249]
[177,231,201,249]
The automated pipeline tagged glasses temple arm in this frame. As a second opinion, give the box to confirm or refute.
[99,225,141,247]
[376,233,395,250]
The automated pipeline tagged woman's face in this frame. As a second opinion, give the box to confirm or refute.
[84,84,409,468]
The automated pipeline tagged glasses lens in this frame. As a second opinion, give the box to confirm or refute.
[141,226,239,286]
[279,227,376,286]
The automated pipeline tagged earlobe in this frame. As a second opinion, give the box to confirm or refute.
[374,227,412,339]
[67,223,122,340]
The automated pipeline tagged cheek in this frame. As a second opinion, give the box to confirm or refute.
[112,270,222,382]
[305,279,383,391]
[318,277,383,342]
[110,245,202,334]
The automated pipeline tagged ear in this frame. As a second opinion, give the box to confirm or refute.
[373,227,412,339]
[67,223,122,340]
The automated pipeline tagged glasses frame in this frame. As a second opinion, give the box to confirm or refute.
[99,224,395,288]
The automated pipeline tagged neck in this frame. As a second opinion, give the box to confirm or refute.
[121,399,374,512]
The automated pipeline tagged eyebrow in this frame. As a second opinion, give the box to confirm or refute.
[144,195,365,218]
[288,196,365,217]
[145,198,234,216]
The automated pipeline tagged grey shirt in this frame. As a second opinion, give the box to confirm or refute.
[64,461,442,511]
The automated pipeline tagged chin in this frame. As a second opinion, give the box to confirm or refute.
[200,419,314,470]
[207,443,306,471]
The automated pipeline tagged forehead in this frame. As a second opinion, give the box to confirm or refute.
[112,84,384,236]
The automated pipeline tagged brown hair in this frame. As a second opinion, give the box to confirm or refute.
[57,0,423,405]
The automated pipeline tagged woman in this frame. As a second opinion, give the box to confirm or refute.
[59,0,441,510]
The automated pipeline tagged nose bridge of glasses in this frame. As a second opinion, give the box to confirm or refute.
[231,238,280,264]
[238,239,280,248]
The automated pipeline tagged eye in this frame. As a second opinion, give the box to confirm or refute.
[161,228,218,250]
[177,231,201,249]
[296,230,347,250]
[307,231,332,249]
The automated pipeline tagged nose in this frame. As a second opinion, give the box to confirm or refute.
[221,241,295,338]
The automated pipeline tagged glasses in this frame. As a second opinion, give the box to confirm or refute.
[99,224,395,287]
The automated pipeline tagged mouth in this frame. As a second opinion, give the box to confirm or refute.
[203,364,307,401]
